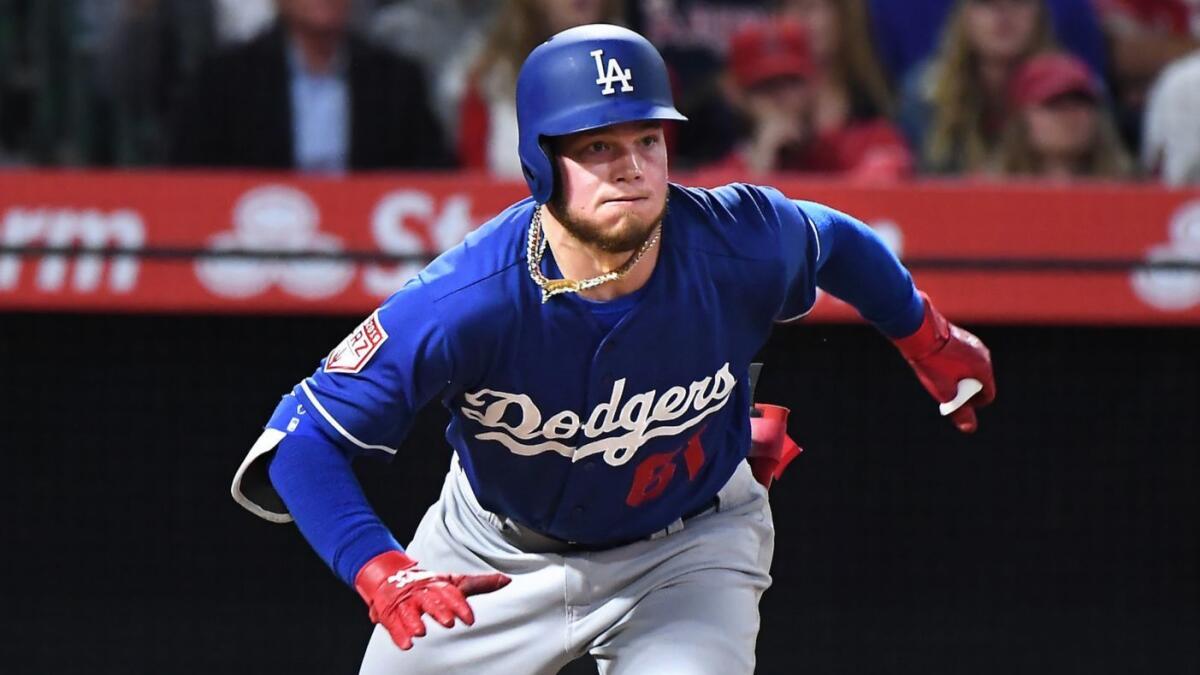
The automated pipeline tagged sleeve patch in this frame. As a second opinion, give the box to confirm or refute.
[324,310,389,374]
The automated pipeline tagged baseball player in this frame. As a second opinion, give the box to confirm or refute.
[231,24,995,675]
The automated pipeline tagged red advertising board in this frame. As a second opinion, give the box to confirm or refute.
[2,170,1199,324]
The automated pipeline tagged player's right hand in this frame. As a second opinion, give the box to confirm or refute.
[354,550,511,650]
[892,292,996,433]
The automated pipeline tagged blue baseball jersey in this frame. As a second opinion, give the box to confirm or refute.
[262,182,920,550]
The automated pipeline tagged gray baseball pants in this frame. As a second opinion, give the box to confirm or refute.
[359,456,775,675]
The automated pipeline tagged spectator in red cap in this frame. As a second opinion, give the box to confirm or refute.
[897,0,1058,174]
[993,52,1133,179]
[708,19,912,179]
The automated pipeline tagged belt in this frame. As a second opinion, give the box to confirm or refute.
[557,496,721,552]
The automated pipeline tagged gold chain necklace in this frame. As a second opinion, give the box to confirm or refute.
[526,206,663,303]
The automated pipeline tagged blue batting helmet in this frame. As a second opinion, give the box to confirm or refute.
[516,24,688,204]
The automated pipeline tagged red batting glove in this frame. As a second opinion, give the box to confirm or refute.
[354,550,511,650]
[891,292,996,433]
[748,404,803,488]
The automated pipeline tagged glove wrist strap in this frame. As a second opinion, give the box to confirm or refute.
[354,550,418,604]
[892,292,950,361]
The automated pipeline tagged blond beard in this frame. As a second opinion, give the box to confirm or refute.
[547,193,668,254]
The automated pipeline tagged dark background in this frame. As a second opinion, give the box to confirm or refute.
[1,313,1196,674]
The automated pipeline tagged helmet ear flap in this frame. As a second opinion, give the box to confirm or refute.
[520,163,539,195]
[520,136,561,205]
[520,140,552,204]
[539,137,562,205]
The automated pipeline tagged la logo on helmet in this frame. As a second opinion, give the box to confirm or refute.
[590,49,634,95]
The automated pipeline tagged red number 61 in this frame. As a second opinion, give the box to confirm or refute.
[625,427,707,507]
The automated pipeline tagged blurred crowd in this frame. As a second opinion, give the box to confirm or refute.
[1,0,1198,184]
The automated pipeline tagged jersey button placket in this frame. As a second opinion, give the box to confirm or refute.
[554,332,617,534]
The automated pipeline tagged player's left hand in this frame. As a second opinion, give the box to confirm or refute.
[748,404,803,488]
[892,292,996,433]
[355,550,511,650]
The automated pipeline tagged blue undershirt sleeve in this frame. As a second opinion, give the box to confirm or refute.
[268,423,402,588]
[788,199,924,338]
[260,278,455,589]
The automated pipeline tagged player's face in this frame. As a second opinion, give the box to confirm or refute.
[550,121,670,253]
